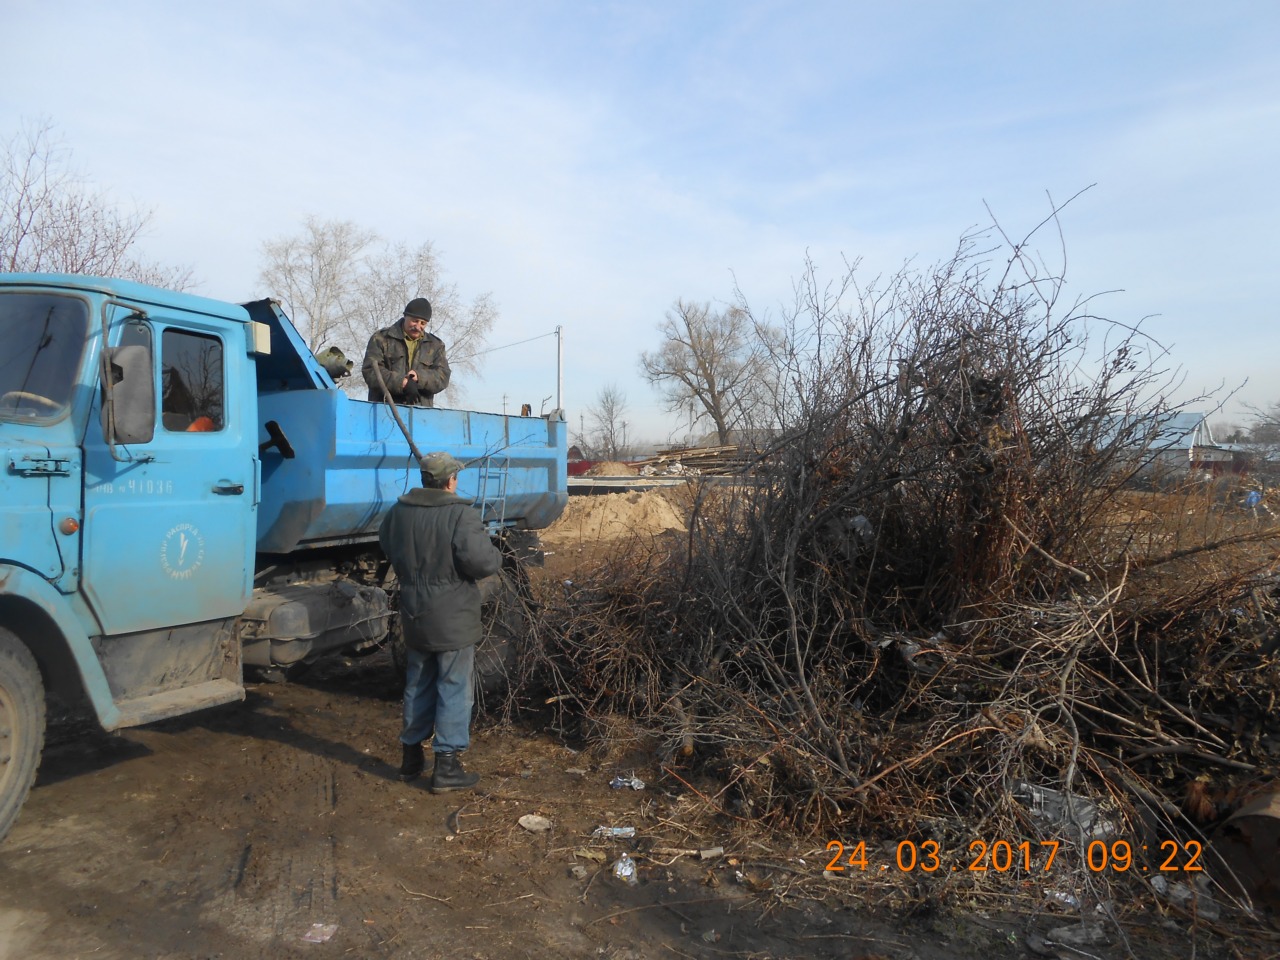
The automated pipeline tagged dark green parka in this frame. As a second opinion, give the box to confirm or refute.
[362,320,451,406]
[378,488,503,652]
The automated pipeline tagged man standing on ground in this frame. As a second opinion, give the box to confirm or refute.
[379,451,503,792]
[362,297,451,406]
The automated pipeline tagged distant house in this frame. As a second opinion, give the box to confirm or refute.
[567,445,596,477]
[1112,411,1251,478]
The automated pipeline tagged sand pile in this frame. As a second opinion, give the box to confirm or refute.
[542,489,688,544]
[583,461,639,476]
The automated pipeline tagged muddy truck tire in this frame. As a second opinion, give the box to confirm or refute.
[0,627,46,842]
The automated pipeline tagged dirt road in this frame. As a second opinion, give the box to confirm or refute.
[0,651,952,960]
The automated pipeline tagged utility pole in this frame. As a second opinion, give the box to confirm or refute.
[556,325,564,413]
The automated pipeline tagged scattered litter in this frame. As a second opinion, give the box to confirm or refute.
[609,774,645,790]
[701,929,721,943]
[1150,875,1221,921]
[569,864,589,880]
[518,814,553,833]
[698,846,724,860]
[565,767,588,776]
[574,847,608,862]
[612,852,639,886]
[301,923,338,943]
[1011,781,1116,840]
[592,825,636,839]
[1045,922,1106,947]
[1044,889,1080,910]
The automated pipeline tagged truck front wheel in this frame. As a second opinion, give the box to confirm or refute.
[0,627,45,842]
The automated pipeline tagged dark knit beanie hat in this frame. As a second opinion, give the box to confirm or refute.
[404,298,432,321]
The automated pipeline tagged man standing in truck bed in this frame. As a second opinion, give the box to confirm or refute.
[362,297,451,406]
[379,451,503,793]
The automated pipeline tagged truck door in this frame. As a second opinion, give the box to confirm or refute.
[81,313,257,634]
[0,289,89,586]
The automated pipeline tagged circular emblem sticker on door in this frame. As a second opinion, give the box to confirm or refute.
[161,523,206,580]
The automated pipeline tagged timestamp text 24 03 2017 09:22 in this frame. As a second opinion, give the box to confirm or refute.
[823,839,1205,874]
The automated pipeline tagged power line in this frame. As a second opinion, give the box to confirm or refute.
[454,329,559,364]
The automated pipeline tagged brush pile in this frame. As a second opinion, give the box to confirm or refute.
[514,226,1280,928]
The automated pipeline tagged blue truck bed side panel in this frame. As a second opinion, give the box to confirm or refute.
[256,390,567,553]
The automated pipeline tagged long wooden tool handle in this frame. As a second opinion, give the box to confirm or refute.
[370,363,425,463]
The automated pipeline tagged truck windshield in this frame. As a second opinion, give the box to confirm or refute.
[0,292,89,422]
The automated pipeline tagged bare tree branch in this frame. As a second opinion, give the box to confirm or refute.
[640,300,778,445]
[258,218,496,404]
[574,384,632,460]
[0,118,193,288]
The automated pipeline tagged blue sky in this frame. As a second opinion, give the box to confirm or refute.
[3,1,1277,443]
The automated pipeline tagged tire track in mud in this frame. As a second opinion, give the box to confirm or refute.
[193,759,343,948]
[3,680,405,959]
[0,720,248,960]
[143,710,377,954]
[143,684,432,958]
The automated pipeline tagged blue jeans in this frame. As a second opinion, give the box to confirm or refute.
[400,645,475,754]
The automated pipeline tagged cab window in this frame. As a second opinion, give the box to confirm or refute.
[0,292,89,422]
[160,329,224,432]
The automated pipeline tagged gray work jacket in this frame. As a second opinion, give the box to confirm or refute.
[378,487,503,652]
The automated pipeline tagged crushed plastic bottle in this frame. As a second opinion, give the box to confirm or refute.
[612,852,639,886]
[609,775,646,791]
[592,825,636,839]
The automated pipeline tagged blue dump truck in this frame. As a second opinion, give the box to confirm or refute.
[0,273,568,840]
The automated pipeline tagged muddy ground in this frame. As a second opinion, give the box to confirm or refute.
[0,492,1262,960]
[0,657,1257,960]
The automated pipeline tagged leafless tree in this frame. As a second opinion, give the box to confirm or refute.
[1240,401,1280,472]
[259,216,376,354]
[640,300,777,446]
[0,119,193,288]
[1244,401,1280,442]
[1212,420,1247,443]
[259,219,496,402]
[574,384,631,460]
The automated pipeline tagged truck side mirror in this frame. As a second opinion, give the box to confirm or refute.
[100,345,156,445]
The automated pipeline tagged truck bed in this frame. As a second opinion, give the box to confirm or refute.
[246,299,567,554]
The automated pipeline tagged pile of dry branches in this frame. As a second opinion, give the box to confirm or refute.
[515,222,1280,922]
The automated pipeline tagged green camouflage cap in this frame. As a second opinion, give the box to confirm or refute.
[420,451,464,481]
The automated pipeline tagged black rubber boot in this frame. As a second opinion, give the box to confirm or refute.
[430,752,479,794]
[399,742,425,782]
